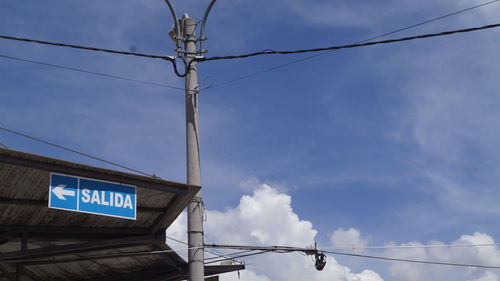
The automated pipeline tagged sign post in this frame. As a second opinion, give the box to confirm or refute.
[49,173,136,220]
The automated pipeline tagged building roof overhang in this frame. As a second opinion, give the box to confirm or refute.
[0,148,244,281]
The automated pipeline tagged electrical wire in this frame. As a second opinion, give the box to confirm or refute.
[0,35,191,77]
[6,242,500,271]
[9,241,500,269]
[2,1,496,85]
[0,126,157,178]
[203,244,316,265]
[324,250,500,269]
[203,250,256,261]
[202,0,500,90]
[208,242,500,252]
[12,245,254,265]
[357,0,499,43]
[325,242,500,251]
[205,244,317,254]
[199,23,500,62]
[166,235,245,263]
[0,34,173,61]
[204,250,270,265]
[0,54,184,91]
[0,141,8,148]
[206,243,500,269]
[3,246,203,263]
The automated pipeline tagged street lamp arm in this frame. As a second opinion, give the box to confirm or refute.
[163,0,182,55]
[200,0,217,54]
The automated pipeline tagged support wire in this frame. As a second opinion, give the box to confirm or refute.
[324,250,500,269]
[0,54,184,91]
[202,0,500,90]
[0,126,157,178]
[199,23,500,61]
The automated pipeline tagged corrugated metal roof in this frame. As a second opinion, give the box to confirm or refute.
[0,148,244,281]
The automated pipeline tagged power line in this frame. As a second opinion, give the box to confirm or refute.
[0,35,191,77]
[207,242,500,252]
[199,23,500,62]
[8,243,500,270]
[166,235,245,264]
[324,250,500,269]
[0,126,157,178]
[9,245,249,265]
[2,1,496,88]
[203,249,255,261]
[0,54,185,91]
[3,246,203,264]
[356,0,499,44]
[7,238,248,264]
[0,141,8,148]
[11,241,500,269]
[207,243,500,269]
[0,34,173,61]
[205,244,309,251]
[326,242,500,251]
[204,250,270,265]
[202,0,500,90]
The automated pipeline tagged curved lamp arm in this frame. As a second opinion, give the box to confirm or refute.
[164,0,182,55]
[199,0,217,54]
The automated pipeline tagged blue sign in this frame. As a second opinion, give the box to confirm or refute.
[49,173,136,220]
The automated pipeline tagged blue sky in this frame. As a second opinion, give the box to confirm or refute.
[2,1,500,280]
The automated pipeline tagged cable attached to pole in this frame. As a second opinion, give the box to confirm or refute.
[0,54,185,90]
[206,242,500,270]
[198,23,500,62]
[205,243,326,270]
[0,34,188,77]
[0,35,173,60]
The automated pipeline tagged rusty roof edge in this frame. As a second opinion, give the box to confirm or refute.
[0,148,201,194]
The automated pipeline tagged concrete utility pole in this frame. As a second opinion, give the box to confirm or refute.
[183,15,205,281]
[165,1,217,280]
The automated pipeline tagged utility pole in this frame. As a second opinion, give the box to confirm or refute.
[165,1,217,280]
[183,15,204,281]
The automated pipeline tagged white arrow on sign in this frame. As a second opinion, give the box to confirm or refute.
[52,184,76,200]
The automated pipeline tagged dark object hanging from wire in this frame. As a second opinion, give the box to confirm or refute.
[314,252,327,271]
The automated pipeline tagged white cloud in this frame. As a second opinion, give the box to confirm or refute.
[167,182,383,281]
[165,183,500,281]
[468,271,499,281]
[345,270,386,281]
[164,178,500,281]
[219,270,271,281]
[382,232,500,281]
[165,210,187,243]
[205,184,316,246]
[331,228,369,249]
[238,176,294,194]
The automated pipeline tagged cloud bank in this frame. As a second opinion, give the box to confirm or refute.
[167,180,500,281]
[168,182,383,281]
